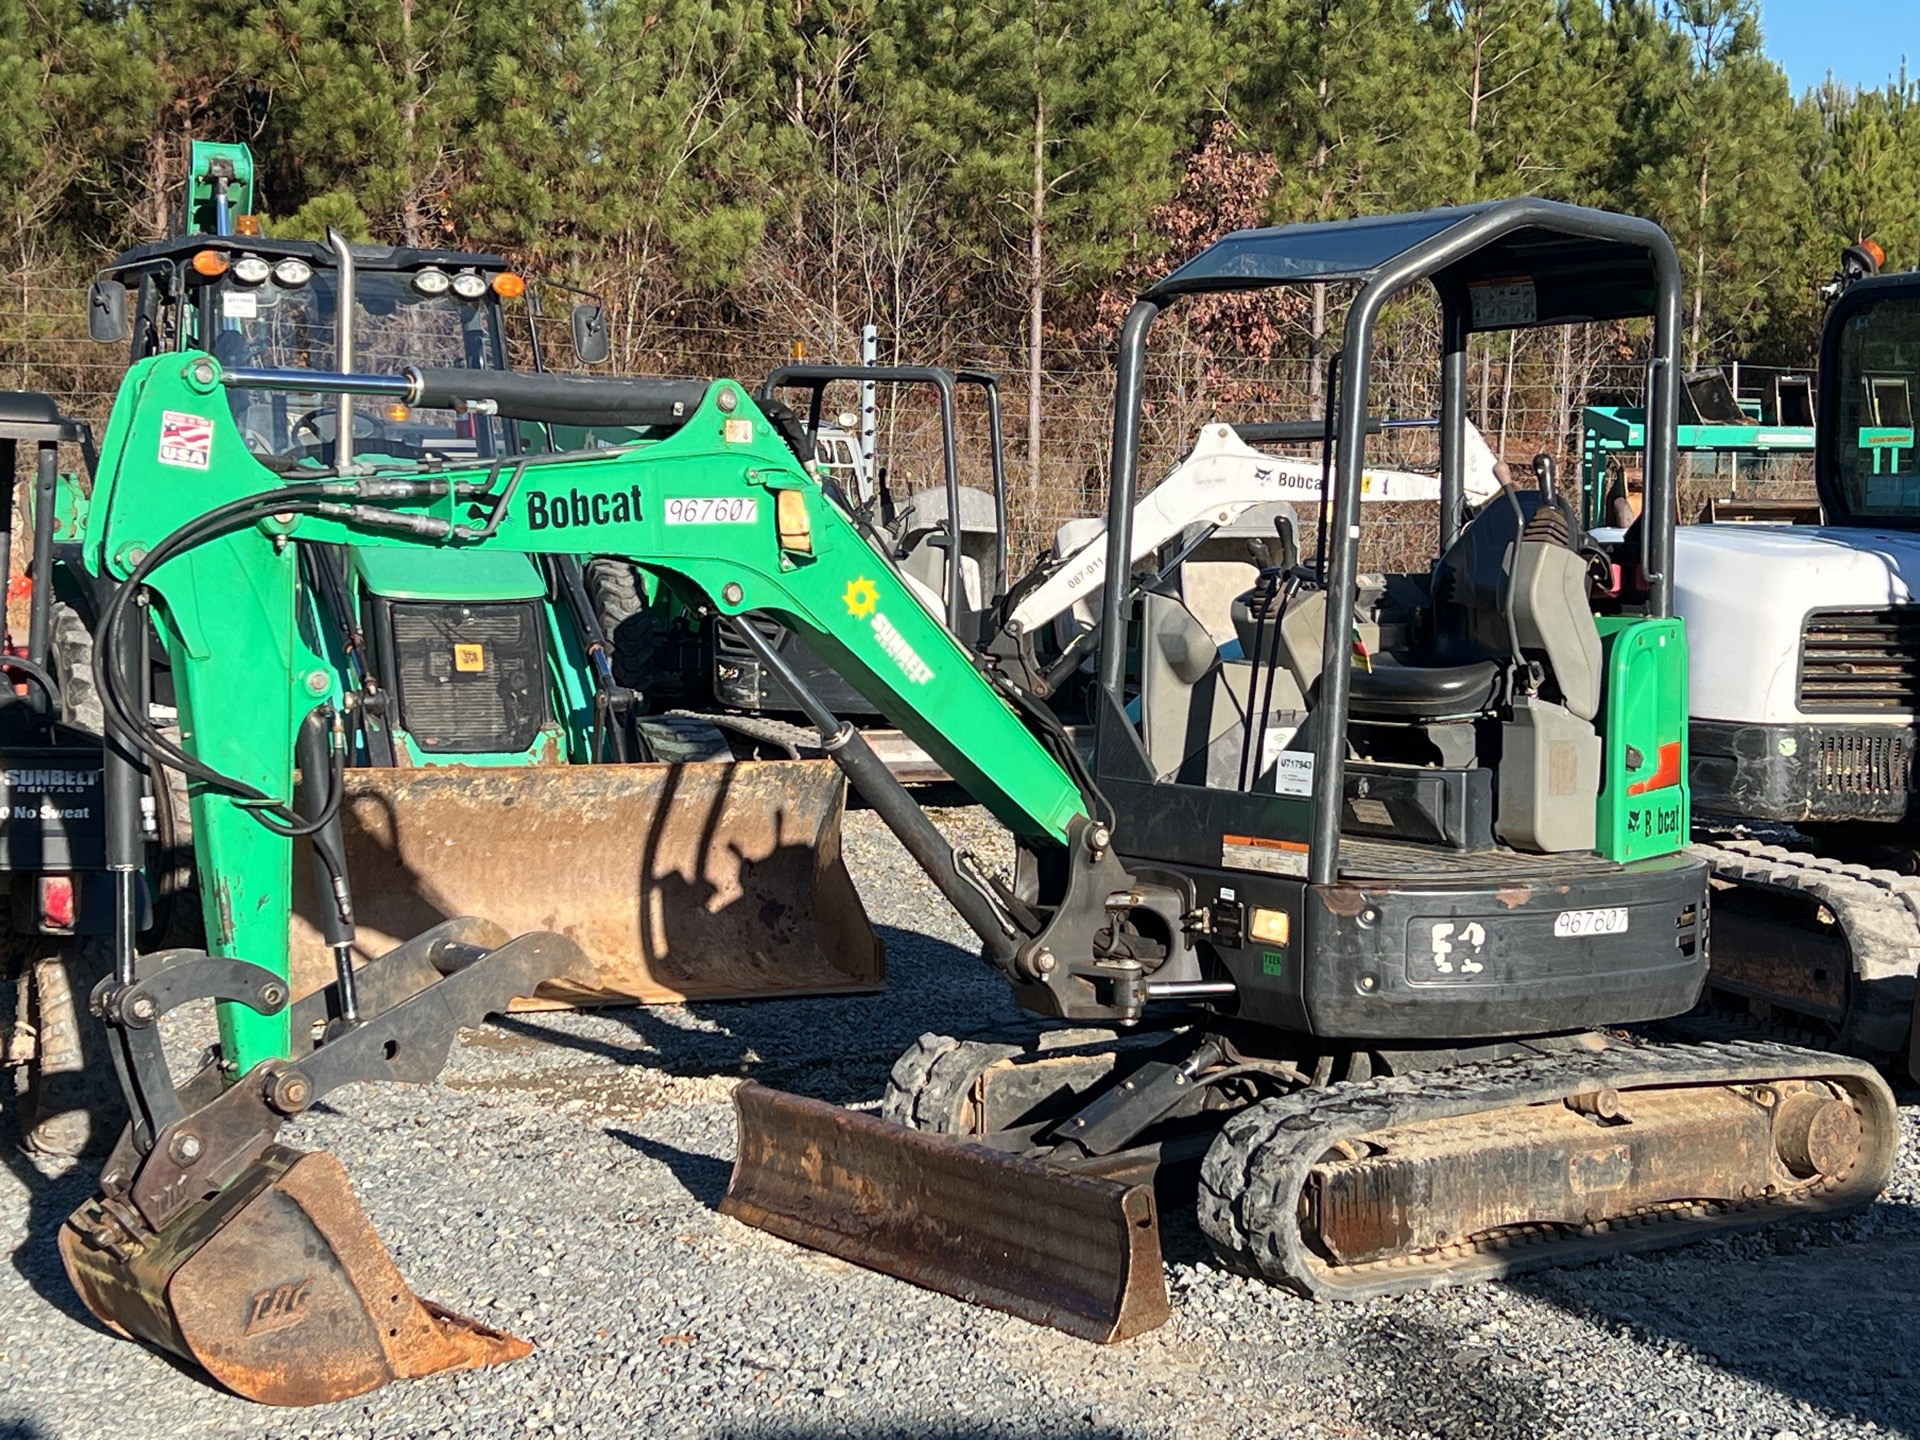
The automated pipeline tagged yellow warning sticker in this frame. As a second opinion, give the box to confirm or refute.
[453,644,486,672]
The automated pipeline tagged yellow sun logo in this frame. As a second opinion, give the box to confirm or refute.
[843,576,879,619]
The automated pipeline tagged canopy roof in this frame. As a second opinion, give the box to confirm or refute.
[1142,199,1666,330]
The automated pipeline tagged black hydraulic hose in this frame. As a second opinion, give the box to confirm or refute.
[94,488,355,837]
[549,555,636,764]
[297,705,360,1024]
[1250,577,1296,790]
[301,542,372,693]
[1236,573,1275,794]
[103,600,145,987]
[0,655,59,711]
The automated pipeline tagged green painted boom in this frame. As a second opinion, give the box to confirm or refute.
[81,355,1089,1071]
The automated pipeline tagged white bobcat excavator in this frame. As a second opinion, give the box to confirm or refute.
[988,417,1504,699]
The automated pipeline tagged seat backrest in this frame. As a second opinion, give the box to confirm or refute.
[1429,488,1541,663]
[899,543,985,614]
[1139,591,1221,777]
[1506,532,1603,721]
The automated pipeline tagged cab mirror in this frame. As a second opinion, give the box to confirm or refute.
[571,302,610,366]
[88,280,128,344]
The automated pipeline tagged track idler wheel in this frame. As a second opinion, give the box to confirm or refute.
[61,1145,527,1405]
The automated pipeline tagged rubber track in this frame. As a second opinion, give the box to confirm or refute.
[880,1034,985,1132]
[1198,1037,1897,1302]
[1692,839,1920,1054]
[670,710,824,760]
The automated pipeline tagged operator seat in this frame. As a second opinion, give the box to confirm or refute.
[1252,486,1600,724]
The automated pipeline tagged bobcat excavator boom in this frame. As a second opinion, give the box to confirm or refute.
[62,351,1087,1400]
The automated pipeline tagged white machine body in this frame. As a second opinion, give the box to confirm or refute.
[1007,421,1502,641]
[1668,524,1920,724]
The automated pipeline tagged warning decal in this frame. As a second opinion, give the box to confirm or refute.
[158,411,213,470]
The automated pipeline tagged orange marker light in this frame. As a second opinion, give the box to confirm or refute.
[191,249,230,277]
[383,402,412,423]
[234,214,265,237]
[491,272,526,299]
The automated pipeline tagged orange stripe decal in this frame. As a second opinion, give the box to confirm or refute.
[1627,741,1682,795]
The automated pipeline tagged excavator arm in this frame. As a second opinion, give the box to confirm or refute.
[58,353,1105,1403]
[82,354,1090,1071]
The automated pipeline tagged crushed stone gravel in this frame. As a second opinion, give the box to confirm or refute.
[3,804,1918,1439]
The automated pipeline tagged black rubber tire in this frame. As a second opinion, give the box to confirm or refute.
[48,600,103,737]
[632,713,735,763]
[16,935,125,1158]
[584,558,656,692]
[880,1032,1022,1134]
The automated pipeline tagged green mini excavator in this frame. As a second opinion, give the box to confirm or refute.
[52,198,1896,1404]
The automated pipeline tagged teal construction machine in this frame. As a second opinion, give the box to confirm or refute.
[42,198,1900,1404]
[3,142,877,1156]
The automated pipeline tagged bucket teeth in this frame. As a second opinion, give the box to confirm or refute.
[62,1146,528,1406]
[65,924,589,1403]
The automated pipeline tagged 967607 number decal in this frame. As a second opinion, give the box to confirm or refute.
[1553,907,1627,938]
[665,496,759,525]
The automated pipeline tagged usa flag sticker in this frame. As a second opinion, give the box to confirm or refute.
[158,411,213,469]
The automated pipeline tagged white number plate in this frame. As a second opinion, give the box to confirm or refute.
[664,496,759,525]
[1553,907,1628,938]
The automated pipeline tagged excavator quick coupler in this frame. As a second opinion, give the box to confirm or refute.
[60,918,594,1405]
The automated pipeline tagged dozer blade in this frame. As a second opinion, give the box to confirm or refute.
[720,1082,1169,1344]
[291,759,882,1007]
[61,1145,528,1405]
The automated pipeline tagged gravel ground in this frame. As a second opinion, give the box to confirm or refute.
[3,804,1920,1440]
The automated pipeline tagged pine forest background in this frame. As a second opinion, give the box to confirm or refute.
[0,0,1915,561]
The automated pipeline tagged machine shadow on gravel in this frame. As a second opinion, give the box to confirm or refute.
[608,1129,733,1208]
[1506,1200,1920,1436]
[489,922,1019,1108]
[0,1106,103,1328]
[1349,1313,1555,1440]
[722,1428,1129,1440]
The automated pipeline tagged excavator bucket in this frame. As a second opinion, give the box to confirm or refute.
[62,1145,528,1405]
[60,921,594,1404]
[721,1083,1170,1343]
[290,758,882,1007]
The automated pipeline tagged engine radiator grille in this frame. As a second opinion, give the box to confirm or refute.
[1811,730,1914,796]
[386,600,547,754]
[1798,607,1920,713]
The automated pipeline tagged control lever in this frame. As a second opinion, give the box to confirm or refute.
[1531,453,1557,502]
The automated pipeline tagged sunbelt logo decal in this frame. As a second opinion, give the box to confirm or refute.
[525,483,644,530]
[843,577,932,684]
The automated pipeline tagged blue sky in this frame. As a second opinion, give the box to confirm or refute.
[1758,0,1916,92]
